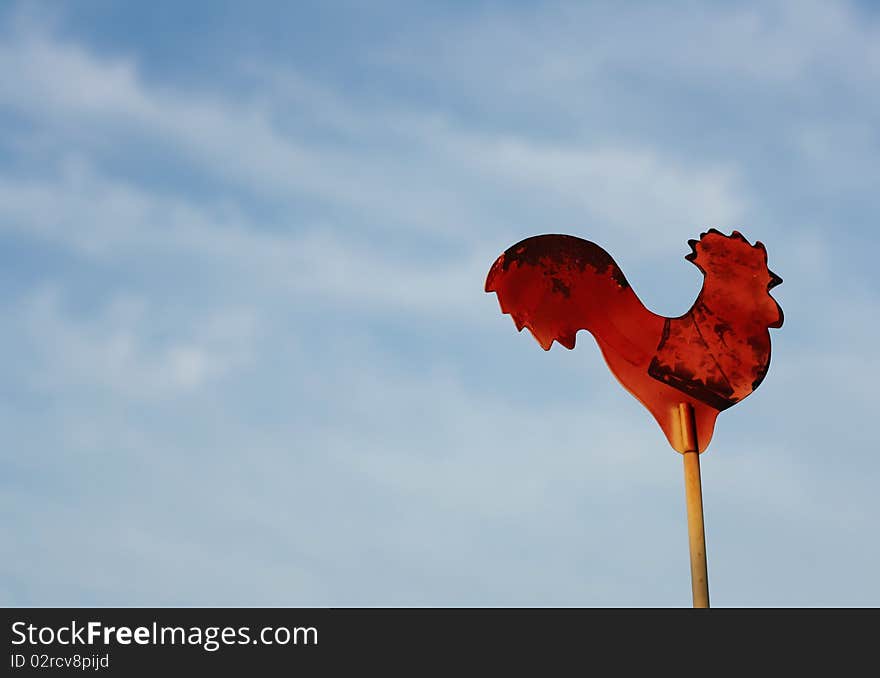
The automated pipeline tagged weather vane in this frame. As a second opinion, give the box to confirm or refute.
[485,229,784,607]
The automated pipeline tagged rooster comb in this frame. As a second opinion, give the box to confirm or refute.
[685,228,768,263]
[685,228,782,289]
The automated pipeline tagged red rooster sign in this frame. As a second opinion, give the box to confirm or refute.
[485,229,784,606]
[485,229,783,452]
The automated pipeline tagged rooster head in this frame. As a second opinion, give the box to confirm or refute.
[685,229,784,329]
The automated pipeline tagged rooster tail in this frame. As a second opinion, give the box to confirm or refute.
[485,234,648,355]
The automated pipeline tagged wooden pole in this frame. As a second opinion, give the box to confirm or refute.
[679,402,709,608]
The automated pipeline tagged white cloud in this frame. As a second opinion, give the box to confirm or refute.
[19,286,257,398]
[0,163,494,322]
[451,136,745,242]
[377,0,880,93]
[0,17,751,252]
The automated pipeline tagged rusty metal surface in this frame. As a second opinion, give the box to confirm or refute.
[485,230,784,453]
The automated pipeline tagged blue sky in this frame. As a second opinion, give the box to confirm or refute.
[1,0,878,606]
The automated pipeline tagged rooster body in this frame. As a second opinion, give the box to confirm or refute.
[485,230,783,453]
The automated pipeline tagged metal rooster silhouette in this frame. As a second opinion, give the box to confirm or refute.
[485,229,784,453]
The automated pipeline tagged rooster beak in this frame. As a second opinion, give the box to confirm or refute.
[768,270,783,289]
